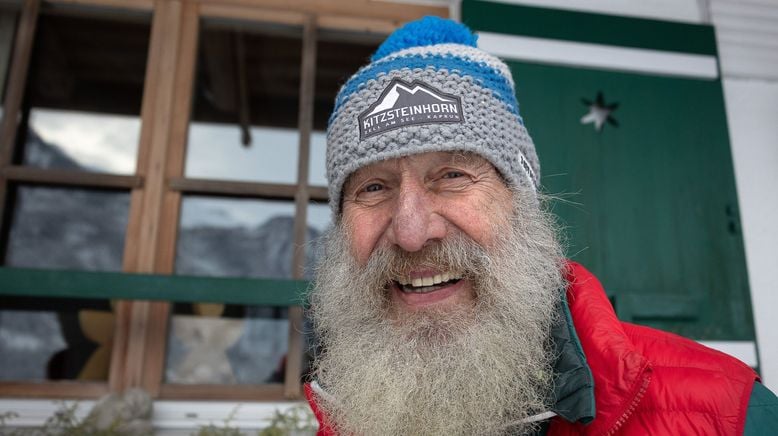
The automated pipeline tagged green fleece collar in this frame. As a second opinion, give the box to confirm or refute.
[548,292,596,424]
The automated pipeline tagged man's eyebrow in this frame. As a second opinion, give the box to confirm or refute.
[343,167,375,192]
[447,152,488,167]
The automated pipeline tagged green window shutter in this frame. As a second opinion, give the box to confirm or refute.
[462,1,755,342]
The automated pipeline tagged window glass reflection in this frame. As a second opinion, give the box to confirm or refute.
[0,299,114,381]
[168,196,321,385]
[184,20,302,184]
[185,124,299,184]
[17,12,150,174]
[307,201,331,235]
[309,131,326,186]
[1,186,129,381]
[6,186,130,270]
[25,109,139,173]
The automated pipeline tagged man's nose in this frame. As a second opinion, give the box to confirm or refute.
[386,183,446,252]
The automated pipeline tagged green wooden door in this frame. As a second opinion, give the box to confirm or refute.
[464,1,755,342]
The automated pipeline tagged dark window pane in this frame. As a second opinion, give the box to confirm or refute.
[309,32,380,185]
[5,186,130,270]
[184,20,302,184]
[313,30,380,130]
[176,197,299,278]
[17,11,151,174]
[1,186,129,381]
[0,298,113,381]
[167,196,322,385]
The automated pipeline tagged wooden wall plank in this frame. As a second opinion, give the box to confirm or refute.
[2,166,143,189]
[0,0,39,166]
[46,0,154,11]
[168,177,332,201]
[193,0,448,23]
[200,2,306,26]
[120,0,200,396]
[317,14,399,34]
[284,14,316,400]
[0,0,40,248]
[140,0,200,395]
[121,0,184,395]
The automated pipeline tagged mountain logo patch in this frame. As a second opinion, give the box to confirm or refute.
[358,79,464,140]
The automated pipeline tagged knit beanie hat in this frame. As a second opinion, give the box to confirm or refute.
[326,16,540,212]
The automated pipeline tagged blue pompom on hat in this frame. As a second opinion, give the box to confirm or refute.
[371,16,478,61]
[326,16,539,212]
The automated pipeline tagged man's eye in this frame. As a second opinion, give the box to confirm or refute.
[442,171,465,179]
[364,183,383,192]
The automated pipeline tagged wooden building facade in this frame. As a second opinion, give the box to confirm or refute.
[0,0,449,402]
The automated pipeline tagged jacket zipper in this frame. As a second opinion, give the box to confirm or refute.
[605,373,651,436]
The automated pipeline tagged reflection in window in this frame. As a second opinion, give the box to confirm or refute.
[16,12,150,174]
[309,131,327,186]
[0,299,114,381]
[308,32,379,186]
[186,124,299,184]
[184,20,302,184]
[167,196,321,385]
[0,186,130,381]
[25,109,139,173]
[308,201,331,235]
[6,186,130,270]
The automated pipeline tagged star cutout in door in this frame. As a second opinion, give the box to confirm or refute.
[581,92,619,132]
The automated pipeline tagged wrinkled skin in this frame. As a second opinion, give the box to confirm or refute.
[310,152,566,435]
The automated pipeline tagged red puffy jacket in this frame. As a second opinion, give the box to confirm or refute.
[550,262,758,435]
[306,262,758,435]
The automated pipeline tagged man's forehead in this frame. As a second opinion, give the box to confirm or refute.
[350,151,495,177]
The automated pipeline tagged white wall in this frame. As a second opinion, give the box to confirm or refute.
[723,78,778,390]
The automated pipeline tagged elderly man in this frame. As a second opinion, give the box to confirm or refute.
[304,16,778,435]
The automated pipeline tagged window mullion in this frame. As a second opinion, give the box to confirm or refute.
[285,14,317,400]
[115,0,199,397]
[0,0,40,257]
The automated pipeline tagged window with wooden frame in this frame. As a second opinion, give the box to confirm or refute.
[0,0,151,398]
[0,0,446,401]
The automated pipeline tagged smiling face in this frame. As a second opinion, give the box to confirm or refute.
[341,151,514,314]
[311,153,566,435]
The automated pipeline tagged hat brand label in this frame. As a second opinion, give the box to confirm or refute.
[358,79,464,140]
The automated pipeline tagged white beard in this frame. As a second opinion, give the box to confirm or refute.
[309,191,566,436]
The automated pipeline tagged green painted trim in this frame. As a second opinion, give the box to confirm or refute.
[462,0,717,56]
[0,267,309,307]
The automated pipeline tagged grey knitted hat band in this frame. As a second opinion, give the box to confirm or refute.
[325,17,540,212]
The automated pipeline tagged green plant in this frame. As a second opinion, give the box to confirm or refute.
[0,401,317,436]
[192,407,243,436]
[258,405,316,436]
[0,402,123,436]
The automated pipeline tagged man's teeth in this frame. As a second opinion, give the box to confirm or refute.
[398,272,462,293]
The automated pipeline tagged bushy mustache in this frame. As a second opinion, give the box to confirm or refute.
[360,231,492,293]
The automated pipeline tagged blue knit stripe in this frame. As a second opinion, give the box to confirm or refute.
[329,53,521,128]
[371,16,478,61]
